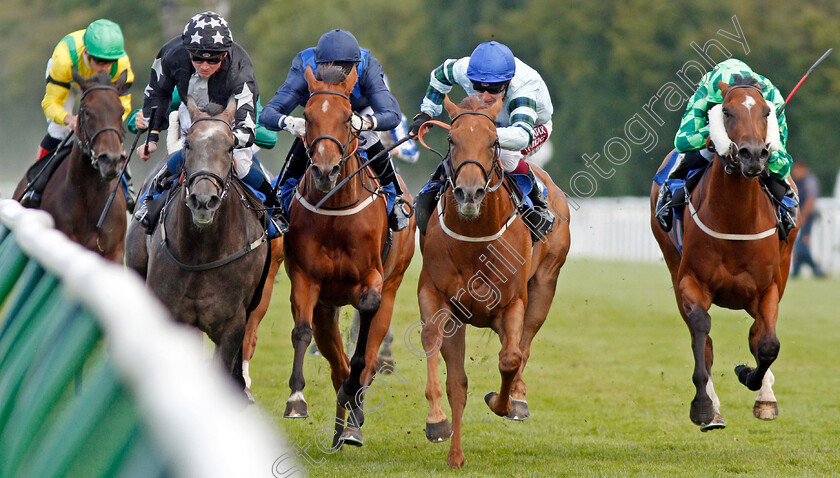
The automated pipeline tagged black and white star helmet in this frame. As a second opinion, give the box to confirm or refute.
[181,11,232,53]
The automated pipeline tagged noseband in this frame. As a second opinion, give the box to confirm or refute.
[183,116,234,201]
[446,111,503,193]
[76,84,125,167]
[717,83,765,175]
[304,90,359,171]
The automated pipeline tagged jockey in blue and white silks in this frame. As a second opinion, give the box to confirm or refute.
[260,29,410,232]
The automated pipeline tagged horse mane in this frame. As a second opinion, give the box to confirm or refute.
[88,72,116,86]
[315,63,349,85]
[202,102,226,116]
[729,74,760,88]
[458,95,492,111]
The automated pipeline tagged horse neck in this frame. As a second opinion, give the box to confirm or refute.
[66,144,109,200]
[703,156,771,222]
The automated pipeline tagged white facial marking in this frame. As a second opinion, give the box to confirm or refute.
[321,99,330,113]
[318,143,325,155]
[742,95,756,111]
[470,125,475,132]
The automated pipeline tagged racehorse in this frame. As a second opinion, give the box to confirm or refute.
[14,70,130,262]
[281,65,415,447]
[125,97,270,390]
[650,77,798,430]
[417,96,570,468]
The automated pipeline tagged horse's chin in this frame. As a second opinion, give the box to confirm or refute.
[96,163,120,181]
[457,201,482,219]
[314,179,337,194]
[190,210,216,228]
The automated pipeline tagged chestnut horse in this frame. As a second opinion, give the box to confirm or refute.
[417,96,570,468]
[650,78,798,430]
[14,70,129,262]
[125,97,269,391]
[281,66,415,446]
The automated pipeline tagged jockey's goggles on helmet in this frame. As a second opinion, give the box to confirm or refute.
[471,81,507,94]
[89,55,115,65]
[189,51,225,64]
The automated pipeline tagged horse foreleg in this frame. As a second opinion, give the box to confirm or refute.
[338,270,383,410]
[736,285,780,419]
[485,300,525,419]
[678,276,721,428]
[215,311,247,395]
[419,285,452,443]
[242,245,284,399]
[285,272,320,419]
[440,322,467,469]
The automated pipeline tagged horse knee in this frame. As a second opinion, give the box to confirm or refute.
[292,324,313,343]
[499,351,522,376]
[359,289,381,316]
[757,337,780,363]
[687,307,711,335]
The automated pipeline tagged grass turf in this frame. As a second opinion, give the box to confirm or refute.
[250,257,840,477]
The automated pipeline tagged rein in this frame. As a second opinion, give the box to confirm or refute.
[76,84,125,167]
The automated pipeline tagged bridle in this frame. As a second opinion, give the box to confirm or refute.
[182,116,234,203]
[76,84,125,168]
[445,111,504,193]
[303,90,359,173]
[717,84,765,175]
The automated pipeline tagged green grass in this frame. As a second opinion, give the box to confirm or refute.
[250,257,840,477]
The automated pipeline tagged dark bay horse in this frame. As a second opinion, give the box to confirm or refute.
[650,78,797,430]
[14,70,129,262]
[282,66,415,447]
[418,96,570,468]
[125,97,269,390]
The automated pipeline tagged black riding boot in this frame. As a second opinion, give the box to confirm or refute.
[255,178,288,237]
[122,166,137,213]
[20,136,63,208]
[766,176,798,240]
[521,169,555,242]
[134,167,177,233]
[655,149,708,231]
[367,140,410,231]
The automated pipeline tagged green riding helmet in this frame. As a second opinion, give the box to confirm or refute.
[83,19,126,60]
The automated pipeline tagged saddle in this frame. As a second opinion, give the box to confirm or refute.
[23,142,74,194]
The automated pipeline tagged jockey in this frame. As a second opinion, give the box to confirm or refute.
[654,58,797,237]
[133,11,283,231]
[22,19,135,209]
[409,41,556,237]
[259,28,411,232]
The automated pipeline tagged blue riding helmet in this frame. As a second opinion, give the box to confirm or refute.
[315,29,361,63]
[467,41,516,84]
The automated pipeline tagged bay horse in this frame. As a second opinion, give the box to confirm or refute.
[282,65,415,447]
[417,96,570,468]
[650,77,798,430]
[125,97,269,390]
[14,70,129,262]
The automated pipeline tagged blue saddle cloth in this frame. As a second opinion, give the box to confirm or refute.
[416,172,546,209]
[275,151,396,217]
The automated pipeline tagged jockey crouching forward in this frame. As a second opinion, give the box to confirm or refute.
[655,58,798,238]
[133,11,283,233]
[23,19,135,210]
[409,41,556,239]
[259,28,411,232]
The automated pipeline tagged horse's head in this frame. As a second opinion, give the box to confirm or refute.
[709,76,782,178]
[443,95,503,218]
[72,69,129,180]
[303,65,359,193]
[182,96,236,227]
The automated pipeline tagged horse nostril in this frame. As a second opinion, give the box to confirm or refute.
[474,188,486,202]
[453,187,466,202]
[187,194,199,210]
[330,165,341,179]
[760,148,769,161]
[738,147,752,162]
[207,196,221,210]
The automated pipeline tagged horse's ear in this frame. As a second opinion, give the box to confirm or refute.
[342,66,358,96]
[72,68,87,91]
[443,95,460,119]
[487,96,504,120]
[112,69,129,95]
[220,96,237,123]
[304,65,319,90]
[186,95,201,121]
[718,81,731,99]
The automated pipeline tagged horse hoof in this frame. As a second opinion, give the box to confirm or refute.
[283,399,309,419]
[735,364,752,384]
[689,399,715,426]
[244,387,255,405]
[339,426,363,447]
[505,399,530,421]
[700,412,726,432]
[425,419,453,442]
[337,384,359,410]
[753,400,779,420]
[484,391,511,417]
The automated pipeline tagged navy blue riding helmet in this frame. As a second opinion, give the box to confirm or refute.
[314,29,361,63]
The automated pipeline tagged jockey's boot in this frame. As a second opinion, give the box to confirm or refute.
[655,149,710,232]
[20,142,61,208]
[368,141,410,231]
[768,177,798,240]
[521,169,555,242]
[134,167,177,231]
[121,166,137,213]
[252,175,289,238]
[414,163,446,235]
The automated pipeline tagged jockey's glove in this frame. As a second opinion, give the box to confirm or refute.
[279,115,306,138]
[351,113,375,132]
[409,112,432,137]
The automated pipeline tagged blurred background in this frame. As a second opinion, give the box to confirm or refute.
[1,0,839,197]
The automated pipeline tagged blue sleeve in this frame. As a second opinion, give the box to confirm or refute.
[260,53,310,131]
[360,55,401,131]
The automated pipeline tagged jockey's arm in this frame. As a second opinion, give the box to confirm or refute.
[419,58,462,118]
[674,85,713,153]
[229,69,258,149]
[497,96,538,151]
[260,53,309,131]
[360,55,401,131]
[41,43,75,126]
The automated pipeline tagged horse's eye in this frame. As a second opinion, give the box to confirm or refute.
[722,108,732,118]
